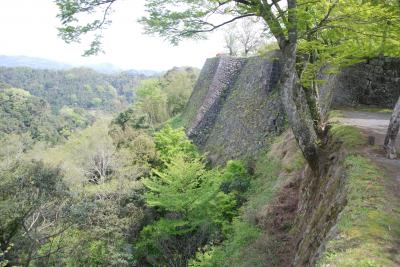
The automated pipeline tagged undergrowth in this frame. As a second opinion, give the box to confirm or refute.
[166,114,185,129]
[189,131,304,266]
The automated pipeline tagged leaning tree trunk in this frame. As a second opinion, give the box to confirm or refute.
[279,43,320,172]
[384,96,400,159]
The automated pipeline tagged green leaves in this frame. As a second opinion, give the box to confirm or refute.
[143,155,219,214]
[297,0,400,86]
[55,0,115,56]
[154,125,199,163]
[135,126,249,265]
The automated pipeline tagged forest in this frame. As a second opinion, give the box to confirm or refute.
[0,67,145,111]
[0,66,204,266]
[1,0,400,266]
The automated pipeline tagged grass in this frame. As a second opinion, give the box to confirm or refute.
[328,109,344,121]
[330,124,366,149]
[317,155,400,267]
[332,107,392,114]
[242,154,283,224]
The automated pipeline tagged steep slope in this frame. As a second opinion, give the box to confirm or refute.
[314,112,400,266]
[183,56,400,266]
[194,121,400,266]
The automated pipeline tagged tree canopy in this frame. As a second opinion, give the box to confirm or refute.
[0,66,145,111]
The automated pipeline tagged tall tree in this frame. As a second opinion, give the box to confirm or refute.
[384,96,400,159]
[55,0,400,173]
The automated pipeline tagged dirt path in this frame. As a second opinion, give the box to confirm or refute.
[339,110,400,196]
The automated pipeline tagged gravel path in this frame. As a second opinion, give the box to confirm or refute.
[339,111,398,146]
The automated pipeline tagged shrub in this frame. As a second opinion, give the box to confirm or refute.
[220,160,252,206]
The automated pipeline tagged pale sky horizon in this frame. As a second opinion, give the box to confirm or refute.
[0,0,227,71]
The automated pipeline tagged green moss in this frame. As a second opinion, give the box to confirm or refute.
[330,124,366,149]
[318,155,400,266]
[328,110,343,121]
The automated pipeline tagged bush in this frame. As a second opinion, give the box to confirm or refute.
[220,160,252,206]
[135,129,255,266]
[154,125,198,164]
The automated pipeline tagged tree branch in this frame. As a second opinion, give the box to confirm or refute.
[260,0,288,49]
[179,13,256,36]
[271,0,288,27]
[305,0,338,39]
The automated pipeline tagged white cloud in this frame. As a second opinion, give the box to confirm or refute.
[0,0,226,71]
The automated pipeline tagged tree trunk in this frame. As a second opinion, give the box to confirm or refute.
[384,96,400,159]
[279,43,320,172]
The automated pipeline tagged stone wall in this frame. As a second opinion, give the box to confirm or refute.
[184,55,400,164]
[184,54,284,164]
[181,57,220,127]
[332,57,400,108]
[186,56,247,147]
[203,57,284,165]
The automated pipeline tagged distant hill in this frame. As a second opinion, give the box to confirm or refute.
[0,55,72,70]
[0,55,161,76]
[0,66,146,111]
[124,69,162,77]
[86,62,122,74]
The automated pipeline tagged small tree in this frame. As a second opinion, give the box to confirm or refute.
[85,146,116,184]
[237,18,265,56]
[224,18,265,57]
[224,25,239,56]
[0,160,68,266]
[134,79,169,127]
[137,154,236,265]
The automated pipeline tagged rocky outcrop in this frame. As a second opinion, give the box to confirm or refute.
[293,145,348,266]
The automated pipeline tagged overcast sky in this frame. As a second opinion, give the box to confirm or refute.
[0,0,226,71]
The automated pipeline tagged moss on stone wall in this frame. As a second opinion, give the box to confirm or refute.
[184,55,285,165]
[181,57,220,127]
